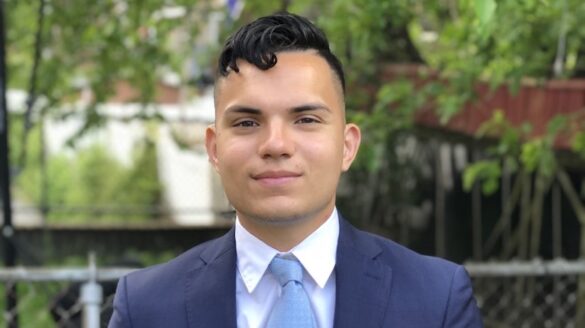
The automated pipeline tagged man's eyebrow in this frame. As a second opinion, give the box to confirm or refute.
[291,103,331,113]
[224,104,331,114]
[224,106,261,115]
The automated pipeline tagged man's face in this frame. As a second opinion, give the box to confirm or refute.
[207,51,360,227]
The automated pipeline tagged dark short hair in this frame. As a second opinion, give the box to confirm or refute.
[217,12,345,93]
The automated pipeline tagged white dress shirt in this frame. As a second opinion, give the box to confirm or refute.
[235,209,339,328]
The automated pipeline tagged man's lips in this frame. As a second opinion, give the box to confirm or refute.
[252,171,302,186]
[253,171,302,179]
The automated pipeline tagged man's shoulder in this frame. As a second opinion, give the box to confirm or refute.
[124,229,235,288]
[340,220,483,327]
[344,221,462,277]
[108,230,236,327]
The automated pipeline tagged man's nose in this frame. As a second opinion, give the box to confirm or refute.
[258,121,295,159]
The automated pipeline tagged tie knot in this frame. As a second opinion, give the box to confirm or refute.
[269,257,303,286]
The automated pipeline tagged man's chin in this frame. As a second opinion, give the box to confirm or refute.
[248,212,309,226]
[240,203,331,227]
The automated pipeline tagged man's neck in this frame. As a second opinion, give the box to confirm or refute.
[237,208,334,252]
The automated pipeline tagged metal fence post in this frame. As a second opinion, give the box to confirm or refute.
[80,253,102,328]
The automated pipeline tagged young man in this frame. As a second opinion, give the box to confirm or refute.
[109,12,483,328]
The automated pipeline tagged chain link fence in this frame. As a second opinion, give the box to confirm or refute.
[1,280,113,327]
[0,255,135,328]
[467,259,585,328]
[0,259,584,327]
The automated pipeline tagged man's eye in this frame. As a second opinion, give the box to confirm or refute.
[296,117,319,124]
[234,120,258,127]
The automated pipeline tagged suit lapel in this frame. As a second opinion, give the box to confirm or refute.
[184,228,238,328]
[334,219,393,328]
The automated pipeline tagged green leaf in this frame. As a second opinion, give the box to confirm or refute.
[520,140,541,172]
[571,132,585,160]
[463,160,502,195]
[474,0,497,26]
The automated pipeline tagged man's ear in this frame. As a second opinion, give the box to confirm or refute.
[205,124,220,172]
[341,123,361,171]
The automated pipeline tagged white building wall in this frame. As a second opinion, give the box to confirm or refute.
[158,124,221,225]
[12,90,230,226]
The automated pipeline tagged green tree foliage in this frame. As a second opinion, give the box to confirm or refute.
[437,0,585,192]
[6,0,208,139]
[15,134,162,223]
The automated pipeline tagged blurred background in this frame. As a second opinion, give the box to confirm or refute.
[1,0,585,327]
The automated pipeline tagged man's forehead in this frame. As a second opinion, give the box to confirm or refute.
[214,51,344,102]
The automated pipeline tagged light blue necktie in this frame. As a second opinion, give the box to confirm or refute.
[266,257,317,328]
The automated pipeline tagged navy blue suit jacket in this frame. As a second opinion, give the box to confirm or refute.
[109,218,483,327]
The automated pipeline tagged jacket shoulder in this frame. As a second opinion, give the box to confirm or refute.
[344,224,482,327]
[121,230,234,307]
[127,230,233,287]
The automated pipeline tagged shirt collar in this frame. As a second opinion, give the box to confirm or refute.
[235,209,340,293]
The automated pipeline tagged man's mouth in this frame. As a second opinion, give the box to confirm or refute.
[252,170,302,186]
